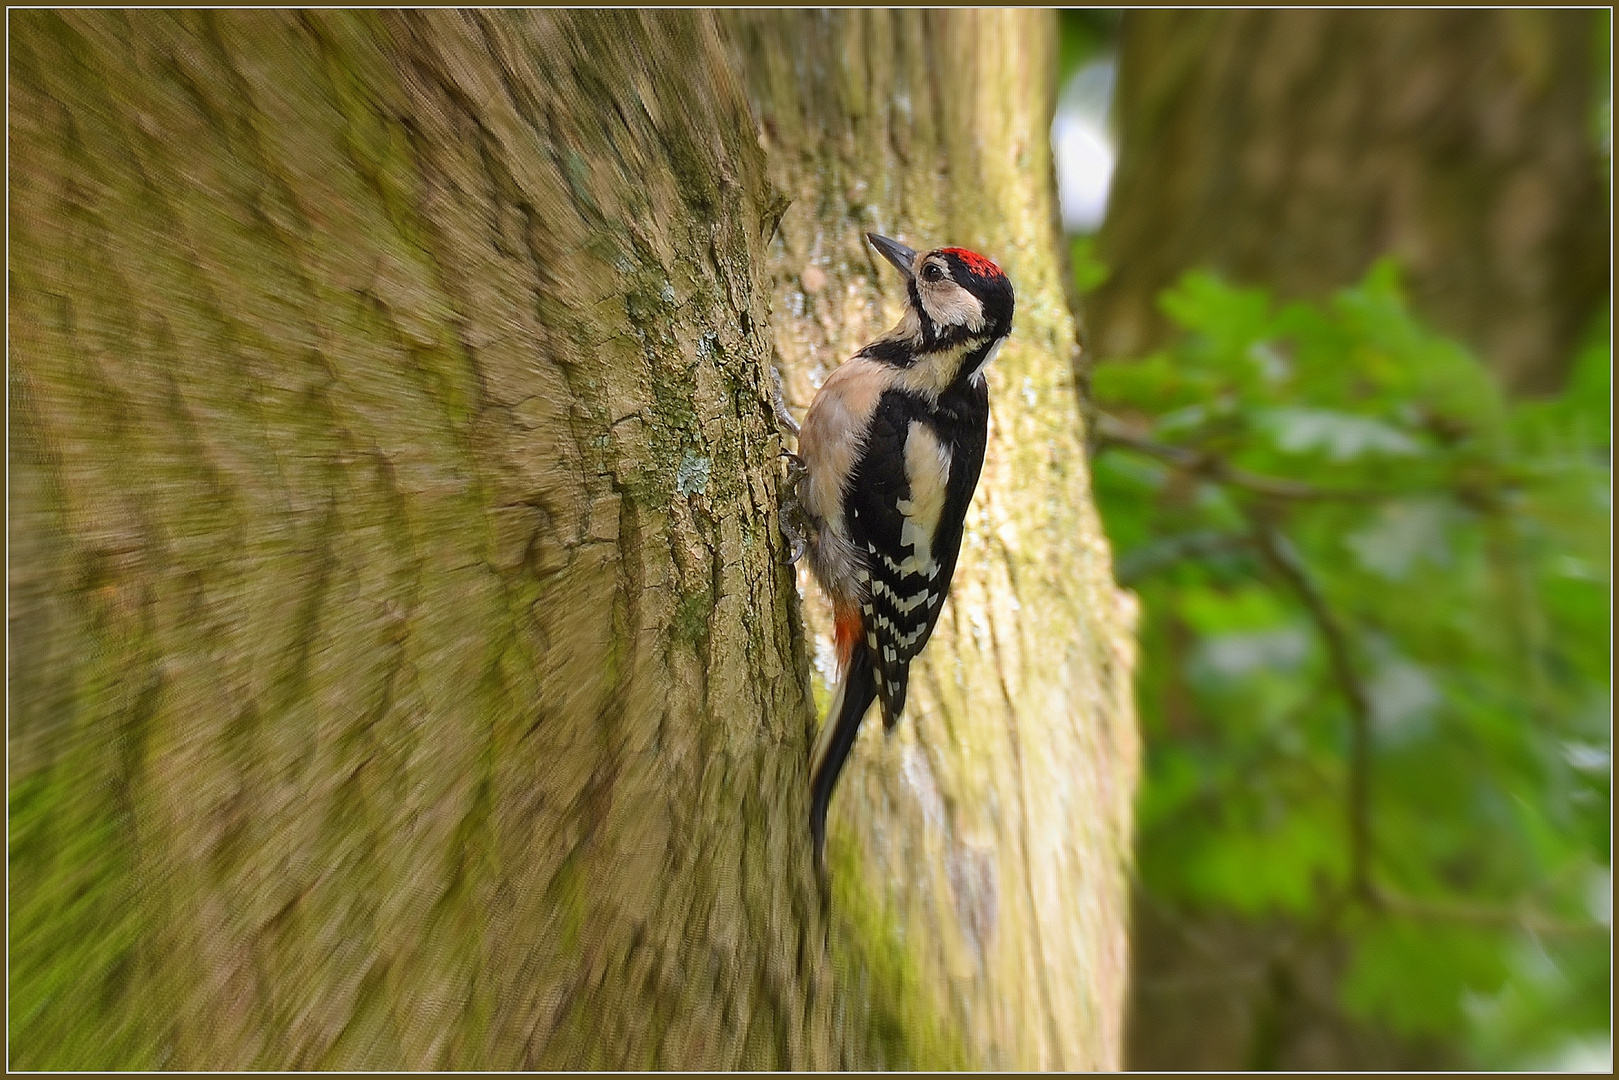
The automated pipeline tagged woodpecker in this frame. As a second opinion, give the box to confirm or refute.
[788,232,1014,867]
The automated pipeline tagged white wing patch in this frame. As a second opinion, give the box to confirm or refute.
[894,421,952,578]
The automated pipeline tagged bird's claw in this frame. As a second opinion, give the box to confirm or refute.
[779,507,809,566]
[778,453,812,566]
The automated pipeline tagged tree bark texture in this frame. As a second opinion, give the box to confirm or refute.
[9,9,1137,1071]
[729,9,1141,1070]
[1091,9,1608,396]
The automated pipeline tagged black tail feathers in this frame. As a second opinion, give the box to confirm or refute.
[809,646,878,869]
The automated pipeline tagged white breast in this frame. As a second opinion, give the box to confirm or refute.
[797,357,888,534]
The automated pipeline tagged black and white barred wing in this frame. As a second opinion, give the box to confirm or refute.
[846,393,963,729]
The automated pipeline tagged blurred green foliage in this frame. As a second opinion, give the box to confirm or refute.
[1057,9,1121,85]
[1083,260,1611,1066]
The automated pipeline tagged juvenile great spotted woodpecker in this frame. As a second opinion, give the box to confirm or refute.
[786,232,1014,867]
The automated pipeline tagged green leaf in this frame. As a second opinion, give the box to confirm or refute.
[1341,920,1509,1036]
[1092,260,1611,1063]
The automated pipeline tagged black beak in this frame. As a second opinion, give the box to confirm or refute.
[866,233,918,282]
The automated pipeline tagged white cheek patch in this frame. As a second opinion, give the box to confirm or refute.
[919,281,985,333]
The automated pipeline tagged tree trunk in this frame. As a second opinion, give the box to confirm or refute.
[1125,898,1460,1071]
[1091,9,1608,396]
[9,9,1136,1071]
[728,10,1141,1070]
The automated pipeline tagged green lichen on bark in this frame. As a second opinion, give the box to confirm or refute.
[10,10,815,1069]
[824,829,972,1070]
[9,9,1136,1070]
[727,9,1141,1069]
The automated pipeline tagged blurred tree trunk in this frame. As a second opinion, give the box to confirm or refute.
[1125,899,1460,1071]
[9,9,1136,1070]
[1091,9,1608,395]
[1095,9,1602,1070]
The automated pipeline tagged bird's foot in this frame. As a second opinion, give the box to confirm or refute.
[779,505,810,566]
[778,452,811,565]
[780,449,807,485]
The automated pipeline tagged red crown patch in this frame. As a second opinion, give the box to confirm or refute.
[941,247,1003,279]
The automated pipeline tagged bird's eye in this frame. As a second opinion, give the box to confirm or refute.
[922,263,944,282]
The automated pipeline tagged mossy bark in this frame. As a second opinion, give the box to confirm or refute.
[1091,9,1608,396]
[729,10,1140,1070]
[9,10,1136,1070]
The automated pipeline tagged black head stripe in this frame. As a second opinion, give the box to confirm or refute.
[938,250,1015,339]
[907,278,939,348]
[862,338,915,366]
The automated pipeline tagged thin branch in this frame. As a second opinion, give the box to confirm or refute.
[1369,886,1609,939]
[1247,516,1375,903]
[1133,966,1272,994]
[1129,871,1255,968]
[1113,530,1256,585]
[1092,412,1384,501]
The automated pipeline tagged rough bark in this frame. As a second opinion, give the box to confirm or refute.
[9,9,1136,1072]
[1091,9,1608,395]
[729,9,1141,1069]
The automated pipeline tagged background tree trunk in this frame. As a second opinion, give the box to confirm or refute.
[1092,9,1607,1070]
[1124,900,1460,1071]
[1090,9,1608,396]
[9,10,1136,1070]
